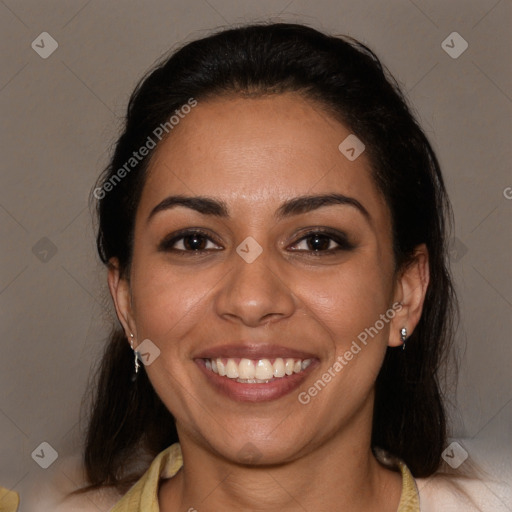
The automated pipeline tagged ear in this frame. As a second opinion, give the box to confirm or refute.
[107,258,137,341]
[388,244,430,347]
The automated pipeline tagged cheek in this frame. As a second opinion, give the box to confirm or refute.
[295,259,394,344]
[129,262,209,415]
[129,260,214,348]
[130,249,394,351]
[294,259,395,399]
[300,271,392,393]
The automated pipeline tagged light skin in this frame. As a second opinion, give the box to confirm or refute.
[108,93,429,511]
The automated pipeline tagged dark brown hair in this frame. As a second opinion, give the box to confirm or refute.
[82,22,456,492]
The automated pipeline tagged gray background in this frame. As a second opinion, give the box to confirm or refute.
[1,0,511,508]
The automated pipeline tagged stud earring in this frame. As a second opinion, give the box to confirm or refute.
[400,327,408,351]
[130,333,140,380]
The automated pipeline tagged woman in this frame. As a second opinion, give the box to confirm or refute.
[2,22,464,511]
[88,22,458,512]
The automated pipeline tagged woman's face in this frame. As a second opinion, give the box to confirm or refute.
[112,93,420,464]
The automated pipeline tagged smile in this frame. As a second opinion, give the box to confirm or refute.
[204,357,313,383]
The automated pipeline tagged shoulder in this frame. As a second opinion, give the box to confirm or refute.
[21,453,122,512]
[416,474,511,512]
[374,446,511,512]
[21,445,181,512]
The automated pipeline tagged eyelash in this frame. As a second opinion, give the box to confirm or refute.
[158,228,221,254]
[158,228,355,257]
[288,228,355,254]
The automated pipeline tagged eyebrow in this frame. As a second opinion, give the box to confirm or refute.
[147,193,370,223]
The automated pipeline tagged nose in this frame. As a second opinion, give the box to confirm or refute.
[214,247,296,327]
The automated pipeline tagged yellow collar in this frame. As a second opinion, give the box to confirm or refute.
[111,443,419,511]
[0,486,20,512]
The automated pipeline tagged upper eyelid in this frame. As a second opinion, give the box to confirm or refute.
[288,230,353,249]
[158,228,223,250]
[159,228,351,251]
[292,227,348,238]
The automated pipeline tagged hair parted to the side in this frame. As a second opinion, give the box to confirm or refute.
[82,22,457,492]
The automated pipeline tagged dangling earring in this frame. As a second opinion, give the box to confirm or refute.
[400,327,408,351]
[130,333,140,380]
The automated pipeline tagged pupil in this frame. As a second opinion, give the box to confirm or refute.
[308,234,330,251]
[184,234,205,250]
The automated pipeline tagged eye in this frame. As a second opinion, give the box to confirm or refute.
[158,229,223,253]
[288,229,354,253]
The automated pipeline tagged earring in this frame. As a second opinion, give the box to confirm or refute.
[400,327,408,351]
[130,333,140,380]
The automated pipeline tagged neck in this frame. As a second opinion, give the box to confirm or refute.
[159,411,402,511]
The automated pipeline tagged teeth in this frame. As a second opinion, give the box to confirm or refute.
[236,378,272,383]
[239,358,255,379]
[226,359,239,378]
[301,359,312,370]
[255,359,274,380]
[216,358,226,376]
[206,356,313,381]
[273,358,285,377]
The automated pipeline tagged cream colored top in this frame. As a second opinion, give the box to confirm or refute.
[0,444,420,511]
[110,443,420,512]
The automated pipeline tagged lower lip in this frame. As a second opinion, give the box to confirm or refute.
[195,359,318,402]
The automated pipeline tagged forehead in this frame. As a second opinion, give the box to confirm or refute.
[139,93,389,224]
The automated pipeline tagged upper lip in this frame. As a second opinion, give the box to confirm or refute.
[194,343,317,360]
